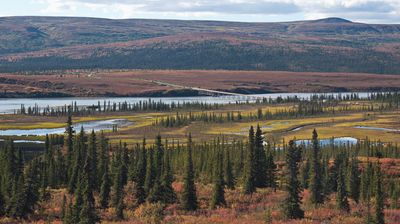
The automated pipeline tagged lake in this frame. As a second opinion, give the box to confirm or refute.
[0,92,374,114]
[0,119,132,136]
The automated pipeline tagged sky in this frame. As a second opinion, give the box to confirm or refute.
[0,0,399,24]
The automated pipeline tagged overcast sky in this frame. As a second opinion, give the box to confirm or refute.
[1,0,399,24]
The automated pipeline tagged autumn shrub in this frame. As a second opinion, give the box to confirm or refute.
[134,202,165,224]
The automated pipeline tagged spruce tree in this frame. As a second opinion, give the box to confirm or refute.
[160,149,176,204]
[223,149,235,190]
[309,129,324,204]
[375,163,385,224]
[181,134,198,211]
[8,175,27,218]
[147,135,166,203]
[112,162,125,220]
[349,156,361,203]
[65,115,74,179]
[336,166,350,212]
[243,126,256,194]
[254,125,267,188]
[134,143,147,205]
[265,147,277,189]
[99,166,111,209]
[87,130,98,191]
[144,148,155,195]
[211,151,226,209]
[283,140,304,219]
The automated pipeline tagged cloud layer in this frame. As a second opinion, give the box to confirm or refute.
[34,0,400,23]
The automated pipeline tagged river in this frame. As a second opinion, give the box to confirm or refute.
[0,92,373,114]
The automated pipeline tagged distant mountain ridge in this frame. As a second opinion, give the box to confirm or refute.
[0,16,400,73]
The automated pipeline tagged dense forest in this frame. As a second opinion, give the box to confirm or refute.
[1,40,400,73]
[1,17,400,73]
[0,115,397,223]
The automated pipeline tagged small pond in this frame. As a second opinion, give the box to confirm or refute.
[0,119,132,136]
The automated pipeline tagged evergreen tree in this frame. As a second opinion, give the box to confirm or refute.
[349,156,361,203]
[65,115,74,179]
[160,149,177,204]
[336,166,350,212]
[78,156,99,224]
[134,141,147,205]
[375,163,385,224]
[211,151,226,209]
[181,134,198,211]
[265,147,277,189]
[223,149,235,189]
[97,131,109,186]
[87,130,98,191]
[112,162,125,220]
[99,166,111,209]
[8,175,27,218]
[301,158,310,189]
[283,140,304,219]
[309,129,324,204]
[254,125,267,188]
[144,148,155,194]
[243,126,256,194]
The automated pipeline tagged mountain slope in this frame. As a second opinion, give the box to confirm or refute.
[1,17,400,73]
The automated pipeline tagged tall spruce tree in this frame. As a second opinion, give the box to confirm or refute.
[87,130,98,191]
[144,148,155,195]
[73,154,99,224]
[181,134,198,211]
[211,151,226,209]
[65,115,74,179]
[99,164,111,209]
[134,141,147,205]
[310,129,324,205]
[283,140,304,220]
[336,166,350,212]
[349,156,361,203]
[375,163,385,224]
[243,126,256,194]
[160,149,176,204]
[223,149,235,190]
[112,162,125,220]
[266,147,277,189]
[254,125,267,188]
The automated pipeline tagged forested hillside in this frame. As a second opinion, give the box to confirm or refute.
[1,17,400,73]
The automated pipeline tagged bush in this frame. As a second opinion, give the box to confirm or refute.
[134,202,165,224]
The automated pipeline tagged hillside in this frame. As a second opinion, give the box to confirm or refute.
[1,16,400,73]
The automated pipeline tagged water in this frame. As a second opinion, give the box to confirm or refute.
[354,126,400,132]
[295,137,358,147]
[0,92,373,114]
[0,139,45,144]
[0,119,132,136]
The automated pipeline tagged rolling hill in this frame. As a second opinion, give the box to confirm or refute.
[1,16,400,73]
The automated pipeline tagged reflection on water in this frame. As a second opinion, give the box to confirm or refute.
[0,92,373,114]
[295,137,358,147]
[0,119,132,136]
[355,126,400,132]
[0,139,45,144]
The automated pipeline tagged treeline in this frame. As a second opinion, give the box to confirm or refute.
[2,40,400,74]
[16,92,400,117]
[0,118,398,223]
[154,99,400,128]
[16,99,220,116]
